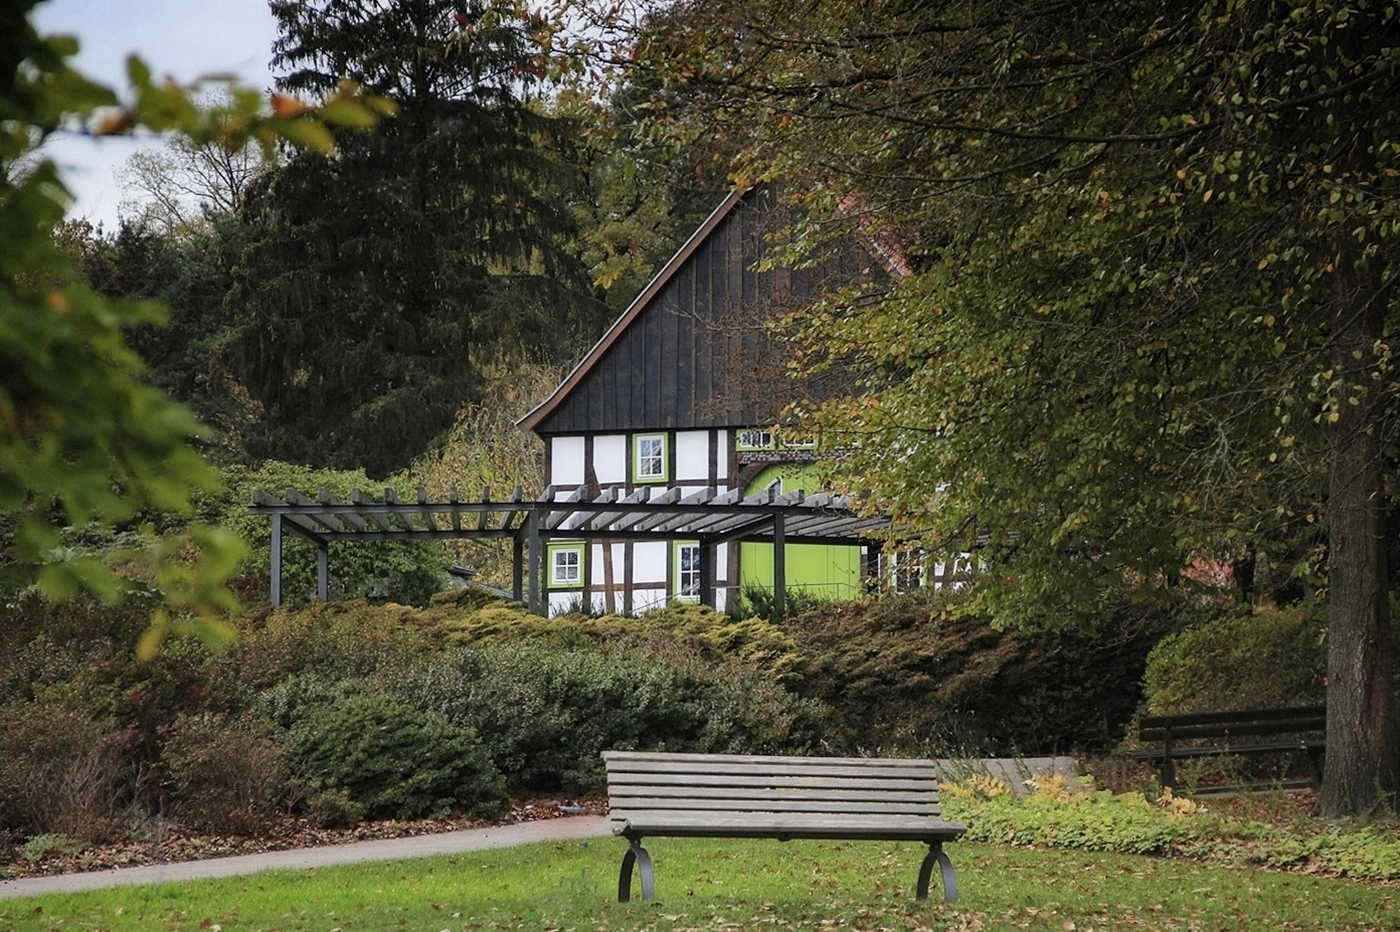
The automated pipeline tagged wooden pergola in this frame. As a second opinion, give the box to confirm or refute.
[249,484,901,615]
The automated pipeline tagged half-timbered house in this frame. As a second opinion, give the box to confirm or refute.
[517,186,909,615]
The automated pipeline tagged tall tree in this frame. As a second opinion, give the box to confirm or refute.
[617,0,1400,816]
[117,113,272,234]
[226,0,605,477]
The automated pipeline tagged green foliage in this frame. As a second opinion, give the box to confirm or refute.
[784,590,1169,755]
[406,363,555,586]
[0,0,385,646]
[1141,603,1328,716]
[942,777,1400,882]
[209,461,449,607]
[18,833,87,863]
[395,640,822,792]
[611,0,1400,816]
[226,0,606,477]
[283,692,508,822]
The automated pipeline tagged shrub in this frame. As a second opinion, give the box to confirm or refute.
[207,461,449,607]
[160,713,289,835]
[20,834,87,862]
[216,600,433,703]
[783,590,1170,755]
[0,702,134,842]
[1140,602,1327,715]
[283,692,508,822]
[390,641,825,792]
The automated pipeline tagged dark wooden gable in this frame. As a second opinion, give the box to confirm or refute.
[520,186,894,437]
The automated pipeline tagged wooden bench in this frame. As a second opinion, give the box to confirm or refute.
[1137,705,1326,792]
[601,751,967,903]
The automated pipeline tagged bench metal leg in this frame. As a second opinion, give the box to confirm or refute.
[618,837,654,902]
[916,842,957,903]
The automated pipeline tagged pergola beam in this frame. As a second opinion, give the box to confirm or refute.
[250,484,907,614]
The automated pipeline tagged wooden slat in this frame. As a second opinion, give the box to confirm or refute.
[1140,706,1325,729]
[1140,719,1325,742]
[609,785,939,804]
[611,798,940,816]
[605,773,940,792]
[605,759,940,780]
[610,812,965,842]
[604,750,942,769]
[351,488,393,532]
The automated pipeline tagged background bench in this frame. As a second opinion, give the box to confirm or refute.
[1137,705,1326,792]
[602,750,967,903]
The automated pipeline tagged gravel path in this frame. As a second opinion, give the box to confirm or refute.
[0,815,613,901]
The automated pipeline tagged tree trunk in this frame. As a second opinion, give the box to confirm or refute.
[1319,254,1399,818]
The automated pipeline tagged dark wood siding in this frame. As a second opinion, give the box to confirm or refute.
[535,187,890,436]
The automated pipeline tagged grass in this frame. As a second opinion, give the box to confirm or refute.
[1,837,1395,932]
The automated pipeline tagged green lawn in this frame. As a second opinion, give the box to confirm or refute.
[0,838,1394,932]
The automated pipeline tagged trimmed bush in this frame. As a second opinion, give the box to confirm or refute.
[388,640,825,792]
[783,590,1170,755]
[283,692,508,822]
[1140,602,1326,715]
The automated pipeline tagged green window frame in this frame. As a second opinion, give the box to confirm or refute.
[674,540,701,600]
[634,433,668,483]
[548,543,584,588]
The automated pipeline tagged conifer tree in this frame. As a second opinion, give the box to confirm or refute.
[227,0,603,476]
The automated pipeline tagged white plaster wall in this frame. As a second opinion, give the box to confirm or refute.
[632,587,668,612]
[594,434,627,485]
[675,430,711,482]
[633,541,668,585]
[548,591,579,616]
[551,436,584,487]
[589,543,626,587]
[714,430,730,480]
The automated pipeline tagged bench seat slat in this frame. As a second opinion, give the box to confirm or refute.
[612,798,941,816]
[609,785,941,804]
[606,763,941,780]
[605,772,939,790]
[611,811,966,842]
[604,751,940,769]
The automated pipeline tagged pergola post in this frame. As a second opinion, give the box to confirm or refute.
[512,534,525,603]
[773,514,786,620]
[316,541,329,602]
[270,513,283,609]
[699,540,716,609]
[527,507,542,615]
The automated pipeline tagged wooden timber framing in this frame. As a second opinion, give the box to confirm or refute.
[249,485,896,614]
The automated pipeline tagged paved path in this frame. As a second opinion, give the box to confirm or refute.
[0,816,613,901]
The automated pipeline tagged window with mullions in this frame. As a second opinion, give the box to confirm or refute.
[676,542,701,599]
[550,545,583,588]
[634,433,667,483]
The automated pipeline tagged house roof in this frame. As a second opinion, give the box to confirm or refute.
[518,185,910,438]
[516,188,748,435]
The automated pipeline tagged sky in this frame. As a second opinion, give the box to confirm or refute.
[31,0,281,230]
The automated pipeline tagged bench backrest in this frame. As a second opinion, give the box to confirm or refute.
[602,751,945,826]
[1139,705,1325,743]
